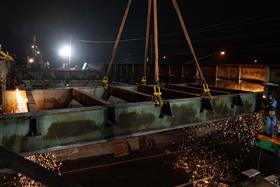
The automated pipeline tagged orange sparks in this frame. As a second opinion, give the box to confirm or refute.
[15,88,28,113]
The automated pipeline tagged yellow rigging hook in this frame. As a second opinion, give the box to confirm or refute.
[153,84,163,108]
[0,51,14,62]
[202,83,212,100]
[102,76,109,90]
[140,75,147,85]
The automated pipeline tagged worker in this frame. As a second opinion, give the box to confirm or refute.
[264,93,278,137]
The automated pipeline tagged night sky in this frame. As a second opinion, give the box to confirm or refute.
[0,0,280,66]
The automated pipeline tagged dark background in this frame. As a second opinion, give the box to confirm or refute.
[0,0,279,67]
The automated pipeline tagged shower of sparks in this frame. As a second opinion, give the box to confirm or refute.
[175,114,258,186]
[17,153,62,187]
[15,88,28,113]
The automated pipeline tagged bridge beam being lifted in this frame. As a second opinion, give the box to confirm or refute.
[0,84,261,157]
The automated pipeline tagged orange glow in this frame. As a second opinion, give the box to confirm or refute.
[28,58,34,64]
[220,51,226,56]
[15,88,28,113]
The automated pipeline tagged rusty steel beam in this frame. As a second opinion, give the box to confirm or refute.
[26,89,38,112]
[110,86,152,102]
[0,89,260,155]
[0,146,82,187]
[138,85,199,99]
[72,89,107,106]
[166,84,230,96]
[188,83,249,93]
[0,84,3,114]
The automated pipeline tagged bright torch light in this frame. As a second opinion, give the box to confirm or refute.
[15,88,28,113]
[58,45,71,58]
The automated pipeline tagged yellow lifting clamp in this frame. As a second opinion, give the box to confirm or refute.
[153,84,163,108]
[102,76,109,90]
[140,75,147,85]
[0,51,14,62]
[202,83,213,100]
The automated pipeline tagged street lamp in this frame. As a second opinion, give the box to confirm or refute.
[197,50,226,61]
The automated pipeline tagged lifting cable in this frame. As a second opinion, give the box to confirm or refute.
[152,0,163,107]
[141,0,152,85]
[172,0,212,99]
[102,0,133,90]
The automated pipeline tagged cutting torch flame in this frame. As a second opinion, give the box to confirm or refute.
[15,88,28,113]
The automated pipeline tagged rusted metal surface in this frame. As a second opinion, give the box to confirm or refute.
[16,68,103,81]
[215,80,242,91]
[199,64,274,92]
[17,63,196,85]
[188,83,249,93]
[26,89,38,112]
[50,128,188,161]
[201,64,216,83]
[215,80,264,92]
[166,84,229,96]
[3,90,28,113]
[0,85,3,112]
[0,72,258,157]
[215,64,269,82]
[16,63,279,89]
[240,82,265,92]
[0,84,261,156]
[138,85,200,99]
[22,80,101,89]
[109,85,152,102]
[32,89,73,110]
[269,65,280,84]
[72,89,107,106]
[0,60,7,83]
[217,65,240,80]
[0,106,108,153]
[241,65,269,82]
